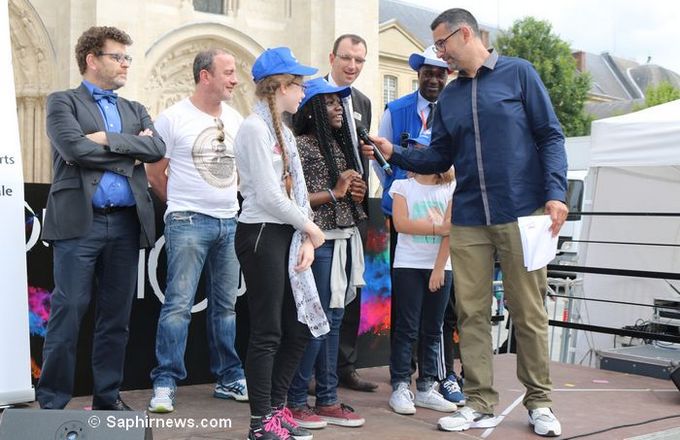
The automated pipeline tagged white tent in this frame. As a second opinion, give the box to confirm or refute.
[574,100,680,365]
[590,99,680,167]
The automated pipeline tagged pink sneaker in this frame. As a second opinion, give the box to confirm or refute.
[287,404,327,429]
[315,403,365,427]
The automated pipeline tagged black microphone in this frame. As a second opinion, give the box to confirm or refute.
[357,126,393,176]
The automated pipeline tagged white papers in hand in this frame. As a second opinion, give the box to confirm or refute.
[517,215,558,271]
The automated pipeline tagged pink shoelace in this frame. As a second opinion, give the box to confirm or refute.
[275,407,299,428]
[263,414,290,439]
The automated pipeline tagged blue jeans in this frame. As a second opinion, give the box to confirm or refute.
[288,240,346,407]
[151,212,243,387]
[390,268,452,391]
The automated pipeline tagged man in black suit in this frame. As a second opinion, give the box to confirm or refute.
[37,26,165,410]
[325,34,377,392]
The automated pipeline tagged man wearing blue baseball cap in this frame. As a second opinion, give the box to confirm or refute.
[375,45,449,222]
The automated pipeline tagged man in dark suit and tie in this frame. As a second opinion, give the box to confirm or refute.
[37,26,165,410]
[325,34,377,392]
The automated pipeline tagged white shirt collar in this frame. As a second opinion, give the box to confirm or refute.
[417,91,436,113]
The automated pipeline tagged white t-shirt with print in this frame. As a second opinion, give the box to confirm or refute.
[155,98,243,219]
[389,178,455,270]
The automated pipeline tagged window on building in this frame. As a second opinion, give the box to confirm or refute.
[193,0,224,14]
[412,79,419,92]
[383,75,398,107]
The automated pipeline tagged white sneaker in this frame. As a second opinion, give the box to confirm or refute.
[389,382,416,415]
[529,407,562,437]
[438,406,498,432]
[214,378,248,402]
[415,382,457,412]
[148,386,175,413]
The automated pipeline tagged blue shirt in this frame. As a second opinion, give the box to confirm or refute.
[390,51,567,226]
[375,91,432,216]
[82,80,135,208]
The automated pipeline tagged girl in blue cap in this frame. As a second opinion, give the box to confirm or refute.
[234,48,326,440]
[285,77,367,429]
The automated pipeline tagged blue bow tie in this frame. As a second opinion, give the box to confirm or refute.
[92,89,118,104]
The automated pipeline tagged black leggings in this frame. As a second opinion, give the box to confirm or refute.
[235,222,311,416]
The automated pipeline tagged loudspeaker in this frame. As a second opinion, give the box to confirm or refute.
[0,409,152,440]
[671,365,680,391]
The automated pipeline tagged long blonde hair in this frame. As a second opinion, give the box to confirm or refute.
[436,168,455,184]
[408,168,455,185]
[255,73,300,197]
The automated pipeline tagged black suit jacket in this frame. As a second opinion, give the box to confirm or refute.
[350,87,372,180]
[42,84,166,248]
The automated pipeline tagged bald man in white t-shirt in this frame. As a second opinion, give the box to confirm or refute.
[145,49,246,413]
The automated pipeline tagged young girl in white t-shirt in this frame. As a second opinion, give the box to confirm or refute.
[387,133,458,416]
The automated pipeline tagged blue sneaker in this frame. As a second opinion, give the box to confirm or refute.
[440,374,465,406]
[214,378,249,401]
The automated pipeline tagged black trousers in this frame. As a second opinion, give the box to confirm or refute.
[37,208,139,409]
[235,222,311,416]
[390,216,459,379]
[442,282,459,377]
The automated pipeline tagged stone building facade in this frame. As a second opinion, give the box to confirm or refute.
[9,0,380,183]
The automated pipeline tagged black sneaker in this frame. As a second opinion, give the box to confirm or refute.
[273,406,313,440]
[248,414,290,440]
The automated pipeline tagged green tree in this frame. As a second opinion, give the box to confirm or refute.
[644,81,680,107]
[495,17,592,136]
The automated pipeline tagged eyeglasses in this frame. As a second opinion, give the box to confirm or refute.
[215,118,225,143]
[434,28,461,51]
[335,54,366,65]
[98,52,133,65]
[290,81,307,91]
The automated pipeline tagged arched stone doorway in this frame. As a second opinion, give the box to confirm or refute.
[9,0,56,183]
[145,22,264,118]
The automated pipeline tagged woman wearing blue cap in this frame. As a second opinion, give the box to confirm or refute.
[285,77,367,429]
[234,47,326,440]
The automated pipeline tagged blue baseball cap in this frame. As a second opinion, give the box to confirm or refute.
[408,45,449,71]
[252,47,318,82]
[299,77,351,109]
[408,130,432,147]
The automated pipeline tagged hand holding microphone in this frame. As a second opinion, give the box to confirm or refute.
[357,126,393,176]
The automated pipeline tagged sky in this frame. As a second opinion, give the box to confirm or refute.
[402,0,680,74]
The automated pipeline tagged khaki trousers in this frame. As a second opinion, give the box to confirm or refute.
[450,217,552,414]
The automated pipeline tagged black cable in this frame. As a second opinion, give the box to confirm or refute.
[569,211,680,217]
[548,320,680,344]
[565,239,680,248]
[546,264,680,280]
[561,414,680,440]
[548,293,661,309]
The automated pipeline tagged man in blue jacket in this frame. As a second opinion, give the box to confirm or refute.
[374,46,465,405]
[375,45,448,226]
[363,8,567,438]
